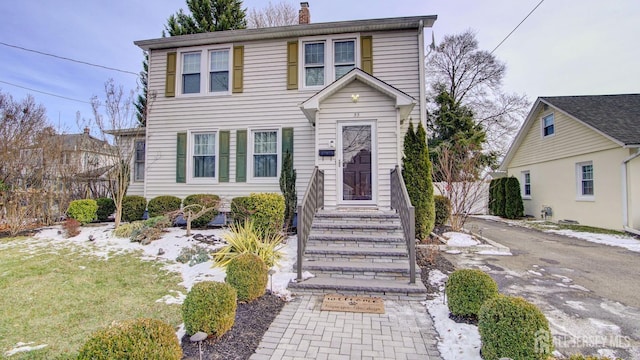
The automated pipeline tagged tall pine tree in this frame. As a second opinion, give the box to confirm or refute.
[164,0,247,36]
[134,52,148,127]
[402,121,436,240]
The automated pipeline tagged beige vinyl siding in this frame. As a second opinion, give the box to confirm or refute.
[509,147,629,230]
[628,154,640,231]
[317,80,397,209]
[509,106,619,168]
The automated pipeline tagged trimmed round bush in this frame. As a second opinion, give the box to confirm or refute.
[183,194,220,228]
[95,197,115,222]
[225,253,268,302]
[230,194,284,237]
[446,269,498,319]
[434,195,451,226]
[147,195,181,218]
[122,195,147,222]
[182,281,237,336]
[67,199,98,225]
[478,295,553,360]
[77,318,182,360]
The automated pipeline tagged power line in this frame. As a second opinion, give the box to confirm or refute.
[491,0,546,54]
[0,41,139,76]
[0,79,92,105]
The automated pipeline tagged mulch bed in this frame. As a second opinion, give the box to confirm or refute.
[180,291,285,360]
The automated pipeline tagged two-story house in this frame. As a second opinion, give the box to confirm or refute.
[133,5,437,296]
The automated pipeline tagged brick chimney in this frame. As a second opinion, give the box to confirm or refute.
[299,2,310,25]
[83,127,90,135]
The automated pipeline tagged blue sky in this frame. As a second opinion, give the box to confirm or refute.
[1,0,638,134]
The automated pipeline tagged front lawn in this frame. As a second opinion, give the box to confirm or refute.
[0,235,184,359]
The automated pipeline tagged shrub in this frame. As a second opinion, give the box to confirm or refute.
[67,199,98,225]
[182,281,237,337]
[279,150,297,232]
[77,318,182,360]
[230,196,252,224]
[113,221,145,238]
[488,178,498,215]
[122,195,147,222]
[434,195,451,226]
[504,177,524,219]
[63,218,81,238]
[183,194,220,228]
[213,220,284,268]
[478,295,553,360]
[176,245,211,266]
[446,269,499,319]
[491,177,507,217]
[226,253,268,302]
[147,195,181,218]
[144,215,171,229]
[95,197,115,222]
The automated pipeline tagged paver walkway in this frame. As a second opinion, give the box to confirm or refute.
[250,295,441,360]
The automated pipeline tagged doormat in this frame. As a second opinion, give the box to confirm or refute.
[320,294,385,314]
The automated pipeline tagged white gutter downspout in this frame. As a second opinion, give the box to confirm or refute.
[621,148,640,235]
[418,20,427,131]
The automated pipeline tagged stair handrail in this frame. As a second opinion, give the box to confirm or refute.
[297,166,324,281]
[390,165,416,284]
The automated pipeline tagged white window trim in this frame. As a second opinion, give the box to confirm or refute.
[299,33,360,90]
[176,45,233,97]
[521,170,531,199]
[133,139,145,183]
[541,112,555,138]
[575,161,595,201]
[187,129,219,184]
[248,127,282,183]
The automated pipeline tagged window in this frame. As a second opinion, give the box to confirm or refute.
[182,52,201,94]
[334,40,355,79]
[252,130,279,179]
[304,42,325,87]
[134,140,145,182]
[192,132,216,179]
[576,161,594,200]
[542,113,554,137]
[522,171,531,197]
[209,50,229,92]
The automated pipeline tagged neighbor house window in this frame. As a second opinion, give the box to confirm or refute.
[334,40,355,79]
[522,171,531,197]
[252,130,279,179]
[576,161,594,199]
[134,140,145,182]
[209,49,229,92]
[192,132,216,178]
[542,113,554,137]
[304,42,325,87]
[182,52,201,94]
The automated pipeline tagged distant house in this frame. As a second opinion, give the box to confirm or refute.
[500,94,640,233]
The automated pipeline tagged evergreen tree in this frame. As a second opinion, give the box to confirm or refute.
[504,177,524,219]
[134,53,148,127]
[164,0,247,36]
[402,121,436,240]
[279,150,296,232]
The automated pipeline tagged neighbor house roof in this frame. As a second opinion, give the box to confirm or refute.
[134,15,437,51]
[500,94,640,170]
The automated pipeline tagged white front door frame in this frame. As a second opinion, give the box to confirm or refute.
[337,120,377,206]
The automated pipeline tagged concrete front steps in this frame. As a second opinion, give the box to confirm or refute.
[288,210,427,300]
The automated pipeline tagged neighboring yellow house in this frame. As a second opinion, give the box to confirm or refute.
[500,94,640,234]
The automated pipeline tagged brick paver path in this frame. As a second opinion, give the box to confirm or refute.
[250,295,441,360]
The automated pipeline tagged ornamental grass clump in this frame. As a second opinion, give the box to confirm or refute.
[212,220,284,268]
[225,253,268,302]
[182,281,237,337]
[445,269,498,320]
[77,318,182,360]
[478,295,553,360]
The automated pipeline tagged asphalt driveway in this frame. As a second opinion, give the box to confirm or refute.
[443,217,640,359]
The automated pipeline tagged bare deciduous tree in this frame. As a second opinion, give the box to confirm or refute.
[247,1,298,28]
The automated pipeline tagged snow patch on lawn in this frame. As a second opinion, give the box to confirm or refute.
[4,342,48,357]
[443,232,480,247]
[547,229,640,253]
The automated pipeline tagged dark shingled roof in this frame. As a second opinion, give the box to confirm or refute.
[540,94,640,146]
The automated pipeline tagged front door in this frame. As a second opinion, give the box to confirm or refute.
[338,121,376,205]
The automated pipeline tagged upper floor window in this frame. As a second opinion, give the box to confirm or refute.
[334,40,355,79]
[182,52,201,94]
[301,35,358,88]
[542,113,554,137]
[522,171,531,198]
[304,42,325,87]
[134,140,145,182]
[179,47,231,95]
[209,50,229,92]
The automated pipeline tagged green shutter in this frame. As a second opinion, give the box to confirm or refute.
[176,132,186,183]
[360,36,373,75]
[286,41,298,90]
[166,52,177,97]
[219,130,230,182]
[232,46,244,93]
[282,127,294,157]
[236,130,247,182]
